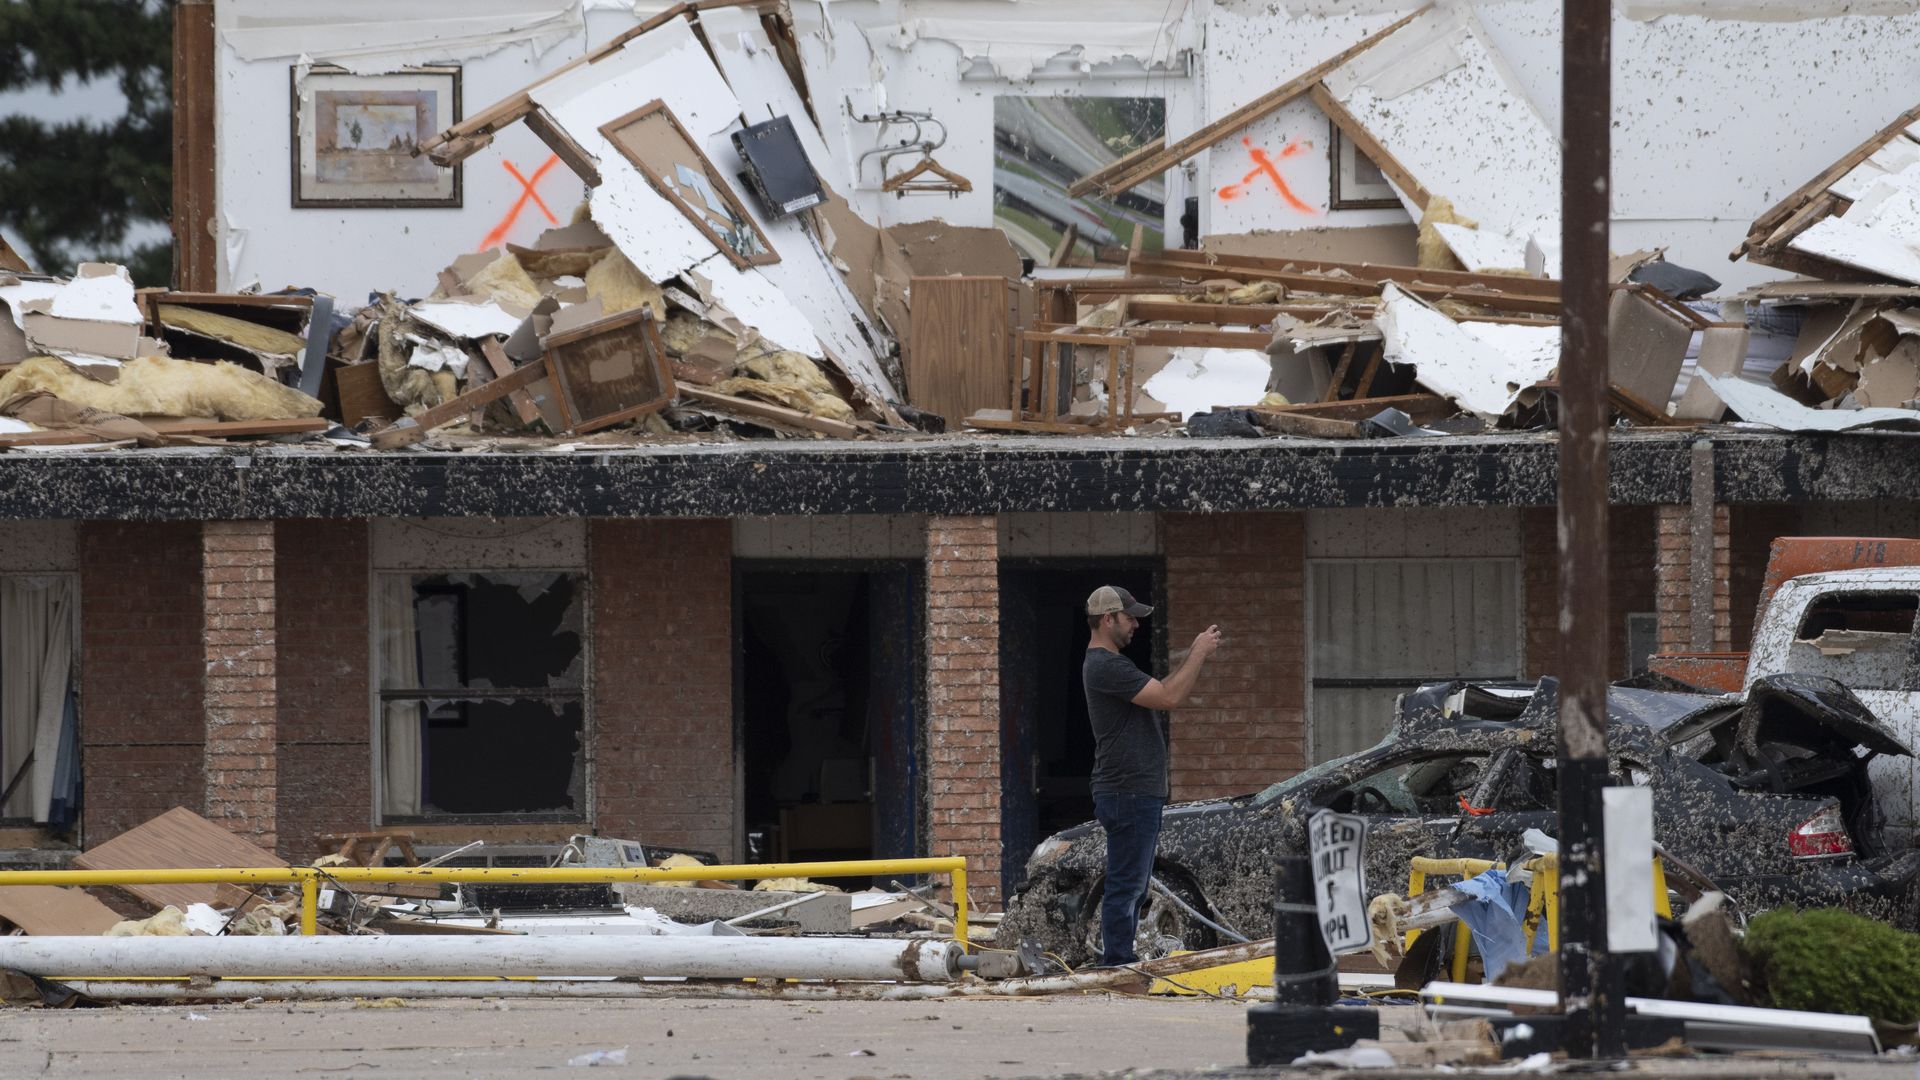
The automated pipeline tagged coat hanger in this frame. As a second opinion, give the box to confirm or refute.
[881,155,973,197]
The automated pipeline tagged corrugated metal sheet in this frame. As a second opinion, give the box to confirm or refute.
[1308,559,1520,763]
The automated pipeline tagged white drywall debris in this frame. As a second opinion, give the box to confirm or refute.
[1324,7,1559,268]
[1790,217,1920,285]
[0,280,62,332]
[1140,347,1272,420]
[1432,222,1529,273]
[411,301,526,340]
[526,14,897,400]
[1378,285,1559,419]
[1701,371,1920,431]
[408,341,470,377]
[47,264,141,325]
[218,0,582,72]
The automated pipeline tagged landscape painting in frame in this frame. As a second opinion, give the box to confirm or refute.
[293,65,462,208]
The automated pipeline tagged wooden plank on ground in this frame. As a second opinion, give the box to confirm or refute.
[0,885,126,935]
[72,806,283,913]
[1249,410,1364,439]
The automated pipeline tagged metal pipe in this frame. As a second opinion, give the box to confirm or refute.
[1558,0,1623,1058]
[0,857,971,944]
[0,935,961,983]
[58,939,1276,1004]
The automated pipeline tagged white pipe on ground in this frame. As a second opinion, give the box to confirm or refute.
[0,935,959,983]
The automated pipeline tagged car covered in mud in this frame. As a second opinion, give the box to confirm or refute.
[997,674,1920,967]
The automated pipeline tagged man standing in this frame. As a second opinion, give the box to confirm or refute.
[1082,585,1222,967]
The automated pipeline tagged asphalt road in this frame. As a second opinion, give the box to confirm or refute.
[0,995,1913,1079]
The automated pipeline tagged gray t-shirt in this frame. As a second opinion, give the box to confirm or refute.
[1083,647,1168,798]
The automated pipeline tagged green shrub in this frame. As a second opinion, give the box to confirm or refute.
[1743,908,1920,1023]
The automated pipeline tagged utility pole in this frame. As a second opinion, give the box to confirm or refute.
[1557,0,1626,1059]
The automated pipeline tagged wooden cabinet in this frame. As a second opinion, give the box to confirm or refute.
[906,275,1021,426]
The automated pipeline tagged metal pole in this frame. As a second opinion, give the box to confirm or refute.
[1559,0,1625,1059]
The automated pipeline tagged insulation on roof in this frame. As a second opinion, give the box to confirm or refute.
[0,356,322,422]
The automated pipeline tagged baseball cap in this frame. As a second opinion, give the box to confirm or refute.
[1087,585,1153,618]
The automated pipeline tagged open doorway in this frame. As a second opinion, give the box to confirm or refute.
[737,565,920,887]
[999,562,1163,893]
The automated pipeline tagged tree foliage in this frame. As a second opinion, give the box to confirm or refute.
[0,0,174,284]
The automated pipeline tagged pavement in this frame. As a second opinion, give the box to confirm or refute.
[0,994,1914,1079]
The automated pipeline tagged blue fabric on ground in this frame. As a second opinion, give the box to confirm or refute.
[1450,868,1548,982]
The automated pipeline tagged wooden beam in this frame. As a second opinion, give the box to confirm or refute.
[416,0,775,165]
[1126,327,1272,349]
[371,360,553,449]
[478,338,543,425]
[0,417,331,447]
[1098,7,1430,196]
[1067,137,1167,199]
[1049,223,1081,269]
[1249,411,1364,439]
[1308,81,1431,211]
[525,106,602,187]
[1135,255,1563,316]
[678,384,864,438]
[1136,249,1561,298]
[1322,340,1359,403]
[1247,392,1449,424]
[172,0,217,291]
[1742,102,1920,248]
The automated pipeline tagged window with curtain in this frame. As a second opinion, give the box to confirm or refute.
[1307,559,1522,765]
[0,574,79,829]
[375,572,586,821]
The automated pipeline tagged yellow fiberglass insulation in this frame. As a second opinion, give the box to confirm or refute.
[466,251,545,310]
[1416,196,1474,272]
[739,348,854,421]
[374,296,447,414]
[585,248,666,322]
[0,355,322,421]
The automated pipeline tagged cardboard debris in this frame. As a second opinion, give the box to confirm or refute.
[0,886,125,936]
[72,807,283,914]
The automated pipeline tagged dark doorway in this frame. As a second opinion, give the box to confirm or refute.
[999,562,1162,893]
[737,564,920,888]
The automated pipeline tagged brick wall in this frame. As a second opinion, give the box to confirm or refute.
[1521,505,1658,679]
[276,520,371,860]
[1161,513,1305,802]
[925,515,1001,904]
[1654,503,1731,654]
[202,521,277,850]
[79,522,205,844]
[591,520,734,858]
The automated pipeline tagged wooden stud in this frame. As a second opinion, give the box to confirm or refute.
[1323,340,1359,403]
[1352,343,1385,398]
[1309,81,1431,212]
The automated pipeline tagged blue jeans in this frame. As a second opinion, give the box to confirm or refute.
[1094,792,1166,966]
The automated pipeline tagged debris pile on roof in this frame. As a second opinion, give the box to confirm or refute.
[1719,107,1920,430]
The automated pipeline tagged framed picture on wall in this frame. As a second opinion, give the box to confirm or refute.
[598,99,778,269]
[291,65,462,208]
[1327,123,1400,211]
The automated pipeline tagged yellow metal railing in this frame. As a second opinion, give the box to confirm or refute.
[1405,856,1498,984]
[0,857,971,943]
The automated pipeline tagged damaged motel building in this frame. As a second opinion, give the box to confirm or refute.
[13,0,1920,906]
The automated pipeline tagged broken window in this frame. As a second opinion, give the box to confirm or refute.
[993,96,1165,265]
[0,575,77,828]
[1308,560,1522,764]
[1788,592,1920,691]
[375,572,586,821]
[1320,751,1492,816]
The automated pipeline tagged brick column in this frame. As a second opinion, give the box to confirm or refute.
[591,520,735,859]
[80,523,205,845]
[1655,503,1730,654]
[1161,513,1305,801]
[276,520,371,861]
[202,520,277,849]
[925,515,1001,905]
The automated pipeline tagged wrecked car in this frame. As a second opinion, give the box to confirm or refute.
[998,674,1920,967]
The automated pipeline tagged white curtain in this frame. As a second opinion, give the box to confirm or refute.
[379,577,423,817]
[0,576,74,822]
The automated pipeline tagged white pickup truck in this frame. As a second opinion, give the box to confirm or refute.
[1650,537,1920,846]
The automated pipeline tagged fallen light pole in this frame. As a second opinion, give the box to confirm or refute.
[1246,856,1377,1065]
[0,934,962,983]
[1557,0,1626,1058]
